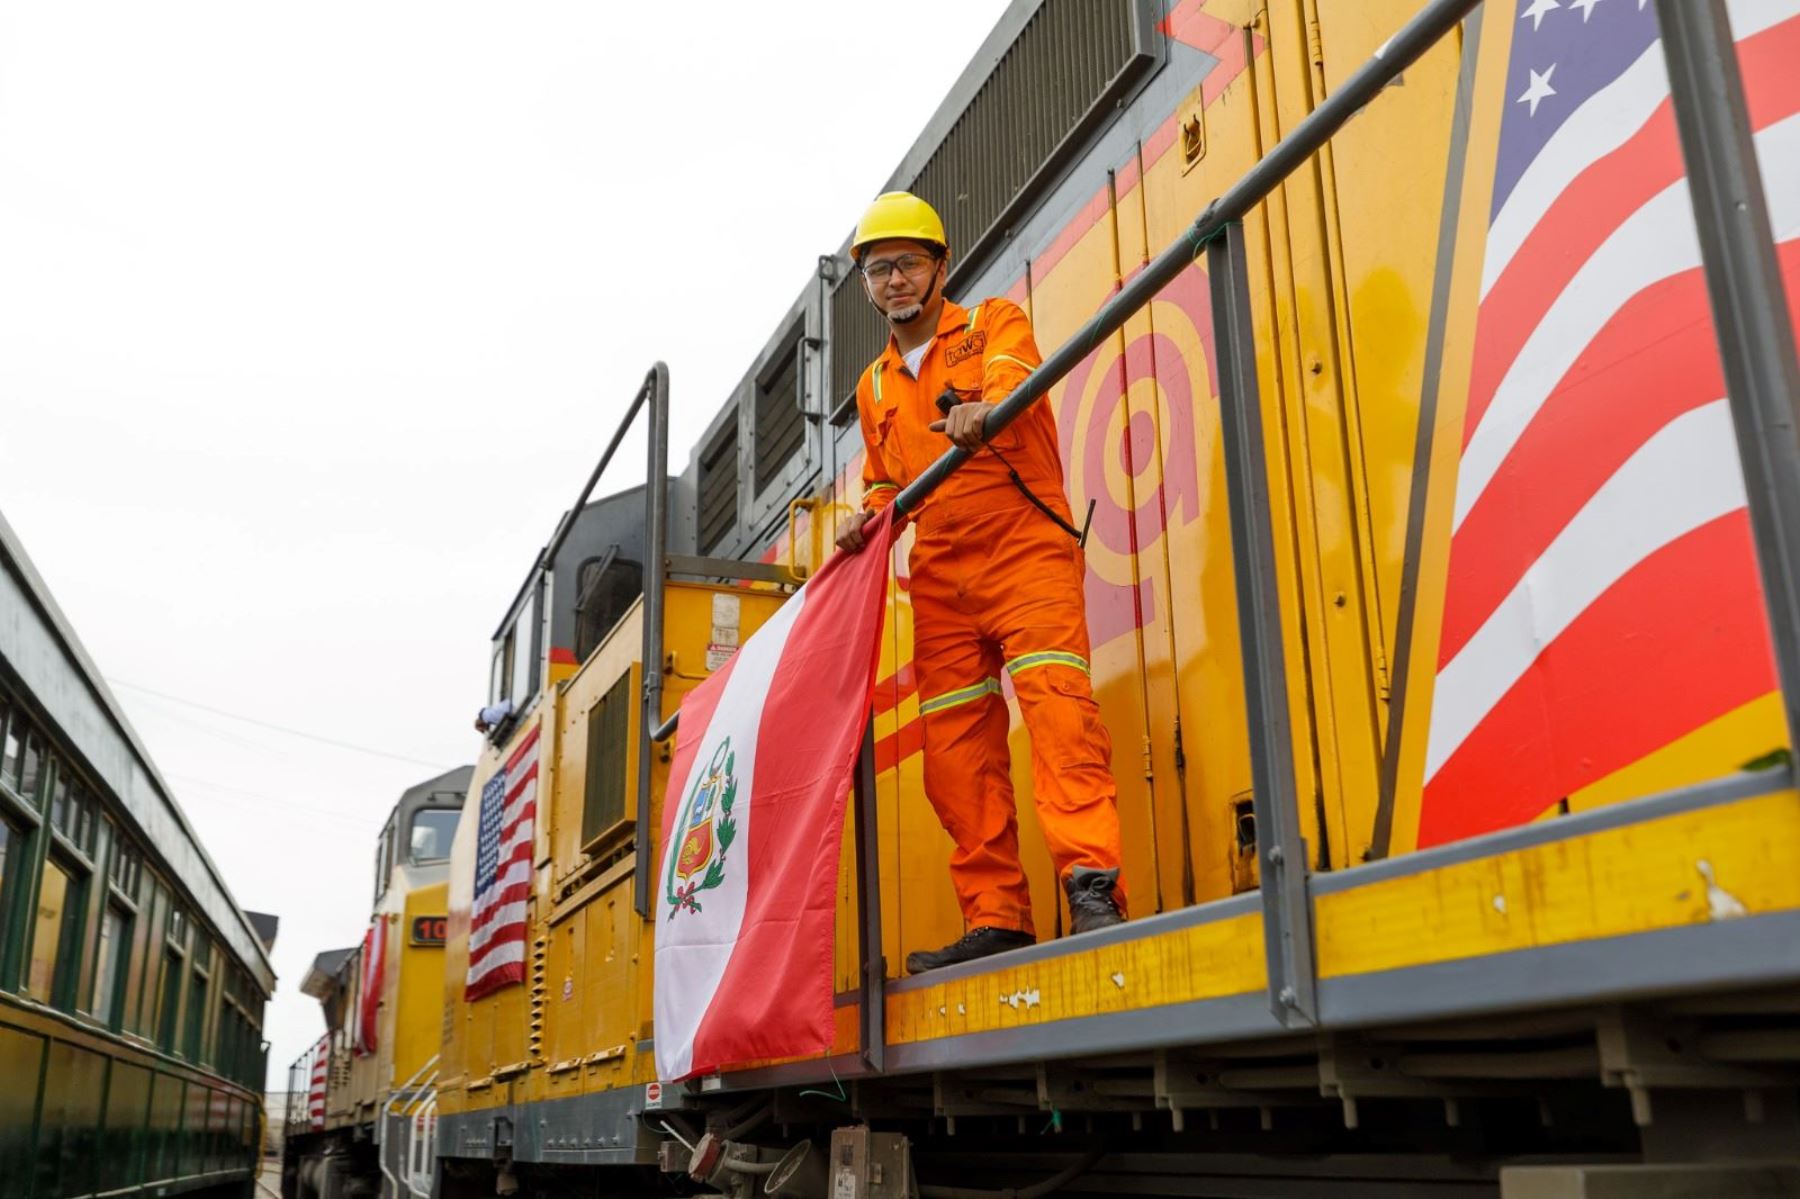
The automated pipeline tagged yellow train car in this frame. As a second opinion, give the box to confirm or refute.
[429,1,1800,1195]
[281,768,468,1199]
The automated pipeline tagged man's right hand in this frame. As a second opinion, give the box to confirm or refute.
[836,510,876,554]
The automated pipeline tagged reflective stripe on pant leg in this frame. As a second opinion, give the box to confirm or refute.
[979,514,1125,913]
[918,677,1002,715]
[909,548,1036,936]
[1005,650,1089,678]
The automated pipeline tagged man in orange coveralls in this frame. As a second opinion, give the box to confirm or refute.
[835,191,1126,973]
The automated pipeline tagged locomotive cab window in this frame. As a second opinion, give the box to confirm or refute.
[574,553,643,663]
[489,577,545,722]
[409,808,458,864]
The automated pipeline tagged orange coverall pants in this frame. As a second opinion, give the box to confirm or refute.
[854,296,1124,935]
[909,500,1125,936]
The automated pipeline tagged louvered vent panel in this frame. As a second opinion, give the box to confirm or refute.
[828,0,1144,415]
[697,421,738,553]
[754,344,804,493]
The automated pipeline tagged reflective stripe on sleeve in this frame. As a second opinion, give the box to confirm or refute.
[871,360,886,406]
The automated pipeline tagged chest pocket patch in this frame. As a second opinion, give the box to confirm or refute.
[943,331,987,368]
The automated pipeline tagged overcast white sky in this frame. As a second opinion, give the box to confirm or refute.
[0,1,1005,1089]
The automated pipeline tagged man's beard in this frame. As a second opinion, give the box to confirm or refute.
[888,302,924,324]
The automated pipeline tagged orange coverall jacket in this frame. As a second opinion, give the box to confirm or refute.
[854,297,1124,936]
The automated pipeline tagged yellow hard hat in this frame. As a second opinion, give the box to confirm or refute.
[851,191,946,261]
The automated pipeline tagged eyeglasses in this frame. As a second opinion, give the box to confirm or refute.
[860,252,940,284]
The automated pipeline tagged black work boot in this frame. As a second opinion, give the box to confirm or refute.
[904,926,1035,974]
[1065,866,1125,934]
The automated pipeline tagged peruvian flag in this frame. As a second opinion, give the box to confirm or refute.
[653,510,897,1081]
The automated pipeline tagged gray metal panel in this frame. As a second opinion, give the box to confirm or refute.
[1316,769,1792,894]
[1316,909,1800,1030]
[438,1083,659,1167]
[1210,224,1318,1029]
[0,509,275,992]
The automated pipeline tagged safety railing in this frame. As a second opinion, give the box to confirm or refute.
[655,0,1800,1058]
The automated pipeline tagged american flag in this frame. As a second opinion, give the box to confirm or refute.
[465,723,541,1000]
[307,1035,328,1130]
[1421,0,1799,846]
[352,916,386,1056]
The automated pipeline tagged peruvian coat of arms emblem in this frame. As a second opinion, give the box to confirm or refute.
[664,738,737,919]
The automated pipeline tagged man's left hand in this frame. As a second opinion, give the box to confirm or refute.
[929,402,989,451]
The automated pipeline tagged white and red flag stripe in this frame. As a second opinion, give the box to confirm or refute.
[653,510,898,1081]
[1423,0,1797,845]
[465,723,541,1000]
[353,915,387,1056]
[307,1035,328,1130]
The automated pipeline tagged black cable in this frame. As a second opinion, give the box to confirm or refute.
[935,388,1087,544]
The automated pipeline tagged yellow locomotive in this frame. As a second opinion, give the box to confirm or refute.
[283,768,468,1198]
[338,0,1800,1194]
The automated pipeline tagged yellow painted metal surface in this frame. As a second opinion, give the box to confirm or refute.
[886,909,1265,1045]
[1317,789,1800,979]
[393,883,450,1087]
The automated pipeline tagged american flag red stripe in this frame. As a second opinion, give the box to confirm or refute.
[1421,0,1797,847]
[307,1035,328,1130]
[353,915,387,1056]
[464,723,541,1000]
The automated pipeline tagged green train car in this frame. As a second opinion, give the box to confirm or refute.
[0,510,274,1198]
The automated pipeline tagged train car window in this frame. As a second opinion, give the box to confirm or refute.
[0,820,12,964]
[73,783,94,854]
[110,835,142,903]
[158,946,185,1050]
[90,902,128,1027]
[0,703,18,792]
[574,556,643,662]
[158,904,190,1049]
[19,732,43,805]
[49,770,68,832]
[409,809,458,863]
[185,947,210,1062]
[26,857,74,1003]
[128,882,165,1036]
[581,673,632,846]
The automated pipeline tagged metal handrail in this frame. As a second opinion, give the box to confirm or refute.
[520,364,671,919]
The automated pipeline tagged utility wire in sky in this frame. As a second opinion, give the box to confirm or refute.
[108,678,455,770]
